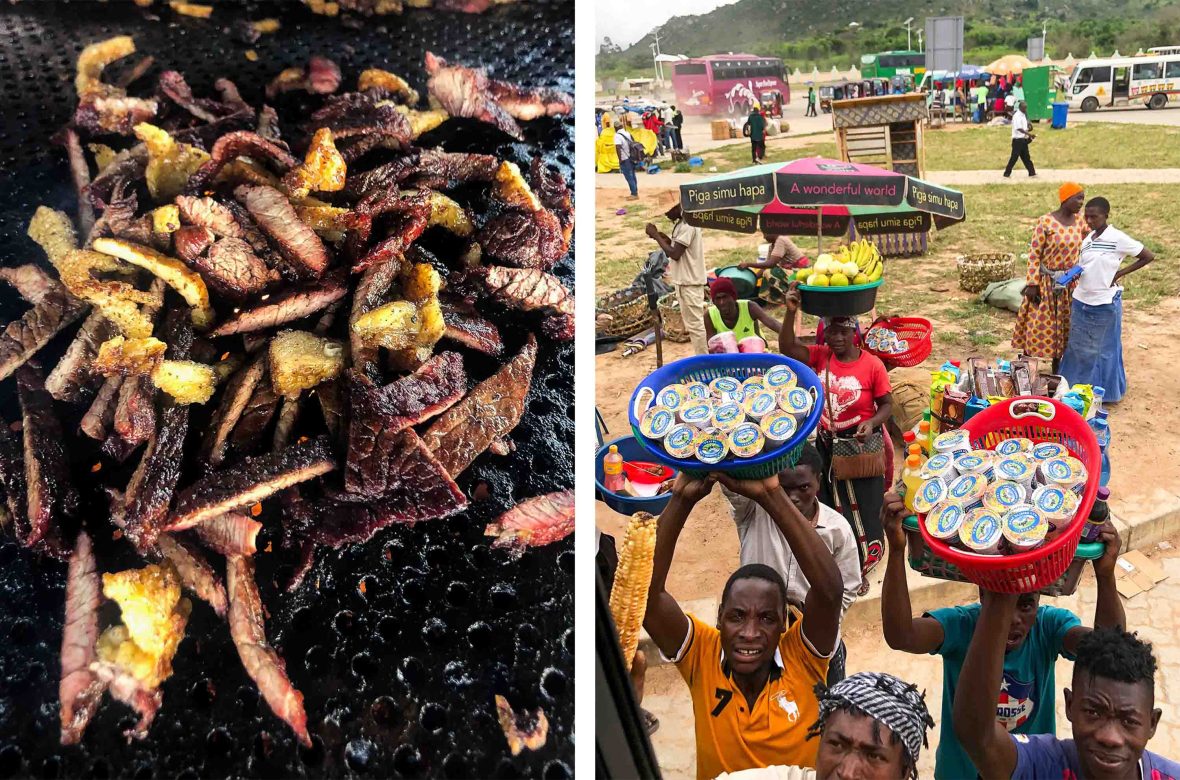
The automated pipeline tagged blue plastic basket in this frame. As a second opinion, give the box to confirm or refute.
[594,435,675,516]
[628,354,824,479]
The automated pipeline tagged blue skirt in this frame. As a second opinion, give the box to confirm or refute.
[1058,292,1126,402]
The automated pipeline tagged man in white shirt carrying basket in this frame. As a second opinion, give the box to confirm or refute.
[1004,101,1037,178]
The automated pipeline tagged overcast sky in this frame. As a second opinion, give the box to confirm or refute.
[596,0,739,50]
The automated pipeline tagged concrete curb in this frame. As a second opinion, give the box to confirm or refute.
[637,499,1180,668]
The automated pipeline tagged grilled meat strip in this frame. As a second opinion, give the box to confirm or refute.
[112,375,157,450]
[61,128,96,236]
[349,256,403,374]
[307,92,411,142]
[440,296,503,355]
[172,225,214,263]
[121,403,189,552]
[478,207,567,270]
[234,184,329,278]
[156,533,227,616]
[229,373,281,454]
[424,52,523,139]
[0,288,87,382]
[265,55,341,99]
[0,264,66,304]
[421,334,536,478]
[413,148,499,190]
[478,265,574,324]
[486,78,574,122]
[185,131,299,195]
[345,352,466,497]
[92,665,163,741]
[203,353,268,466]
[485,490,575,548]
[81,376,124,441]
[316,377,345,442]
[45,311,116,403]
[17,365,79,555]
[226,555,311,746]
[209,270,347,336]
[192,237,276,302]
[0,427,29,545]
[60,530,106,746]
[193,512,261,556]
[168,436,336,531]
[175,195,246,239]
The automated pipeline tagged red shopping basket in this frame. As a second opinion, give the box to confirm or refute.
[865,316,932,369]
[917,397,1101,594]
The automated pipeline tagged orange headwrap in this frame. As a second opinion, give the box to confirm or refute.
[1058,182,1084,203]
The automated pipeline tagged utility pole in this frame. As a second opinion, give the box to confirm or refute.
[917,29,924,52]
[1042,20,1048,57]
[651,30,664,83]
[903,17,914,51]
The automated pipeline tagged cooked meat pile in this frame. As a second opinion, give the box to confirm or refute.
[2,36,574,748]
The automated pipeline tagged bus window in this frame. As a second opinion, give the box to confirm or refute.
[1075,66,1110,85]
[1133,62,1163,80]
[674,63,707,76]
[1168,61,1180,78]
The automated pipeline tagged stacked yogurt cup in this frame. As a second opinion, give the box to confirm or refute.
[636,364,814,465]
[865,324,909,356]
[914,430,1087,556]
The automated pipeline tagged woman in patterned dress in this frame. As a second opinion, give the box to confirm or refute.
[1011,183,1087,370]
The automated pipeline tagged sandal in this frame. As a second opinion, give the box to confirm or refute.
[642,708,660,736]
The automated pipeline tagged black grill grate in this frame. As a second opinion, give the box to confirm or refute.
[0,2,574,778]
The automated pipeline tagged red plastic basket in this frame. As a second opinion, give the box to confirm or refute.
[865,316,932,369]
[917,397,1101,594]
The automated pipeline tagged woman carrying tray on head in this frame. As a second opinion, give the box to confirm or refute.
[704,278,782,353]
[1012,183,1088,371]
[779,283,892,592]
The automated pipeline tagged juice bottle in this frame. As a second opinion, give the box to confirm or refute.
[908,443,924,464]
[603,445,625,492]
[902,454,924,513]
[917,420,931,456]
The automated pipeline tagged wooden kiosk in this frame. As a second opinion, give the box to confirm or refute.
[831,93,930,256]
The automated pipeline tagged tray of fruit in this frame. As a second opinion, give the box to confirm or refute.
[794,240,883,316]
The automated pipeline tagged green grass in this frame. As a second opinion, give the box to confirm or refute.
[691,123,1180,174]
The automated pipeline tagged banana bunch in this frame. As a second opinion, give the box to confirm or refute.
[839,239,883,283]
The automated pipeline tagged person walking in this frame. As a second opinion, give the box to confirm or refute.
[1004,101,1037,178]
[1012,183,1087,369]
[972,81,988,123]
[672,105,684,150]
[613,123,639,199]
[806,86,817,117]
[1058,196,1156,403]
[646,201,708,354]
[745,103,767,164]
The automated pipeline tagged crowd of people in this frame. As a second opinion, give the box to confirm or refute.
[620,195,1167,778]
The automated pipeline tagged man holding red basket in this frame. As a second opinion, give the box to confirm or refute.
[880,492,1126,780]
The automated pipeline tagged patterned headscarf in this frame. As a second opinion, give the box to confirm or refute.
[820,316,858,331]
[807,672,934,779]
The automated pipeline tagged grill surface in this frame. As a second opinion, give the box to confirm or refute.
[0,2,574,778]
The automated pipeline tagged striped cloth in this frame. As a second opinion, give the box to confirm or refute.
[808,671,934,779]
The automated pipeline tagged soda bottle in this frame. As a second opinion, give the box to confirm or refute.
[604,445,625,492]
[1082,486,1110,542]
[917,420,932,457]
[902,454,924,513]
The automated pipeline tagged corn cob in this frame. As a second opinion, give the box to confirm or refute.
[608,512,659,671]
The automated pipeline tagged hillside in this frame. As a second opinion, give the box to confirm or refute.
[597,0,1180,79]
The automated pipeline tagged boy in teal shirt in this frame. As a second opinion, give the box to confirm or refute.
[879,492,1125,780]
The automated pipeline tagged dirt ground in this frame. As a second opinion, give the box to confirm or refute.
[594,183,1180,614]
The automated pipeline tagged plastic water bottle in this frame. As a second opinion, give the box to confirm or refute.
[1091,385,1105,418]
[603,445,625,493]
[1091,416,1111,487]
[1083,487,1111,542]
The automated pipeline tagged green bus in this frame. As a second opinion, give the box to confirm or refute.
[860,50,926,81]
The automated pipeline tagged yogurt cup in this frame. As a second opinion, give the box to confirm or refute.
[995,437,1034,456]
[1002,505,1048,551]
[696,434,730,465]
[779,387,814,419]
[946,473,988,509]
[954,450,996,480]
[657,383,690,413]
[640,406,677,440]
[984,480,1029,514]
[728,423,766,459]
[1031,442,1068,462]
[926,500,968,541]
[912,477,949,515]
[710,376,743,403]
[742,391,779,421]
[959,508,1004,553]
[763,364,798,391]
[760,411,798,446]
[679,399,714,427]
[685,381,711,401]
[994,454,1036,488]
[663,423,699,458]
[741,376,767,398]
[1039,456,1087,494]
[712,402,745,433]
[632,386,656,419]
[1031,484,1079,524]
[919,453,959,483]
[932,430,971,456]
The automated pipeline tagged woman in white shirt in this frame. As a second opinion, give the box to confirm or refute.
[1058,196,1156,402]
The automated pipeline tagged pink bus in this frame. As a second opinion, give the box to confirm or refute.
[670,54,790,117]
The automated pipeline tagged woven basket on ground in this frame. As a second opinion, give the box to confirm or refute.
[957,252,1016,293]
[595,287,654,341]
[657,293,690,343]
